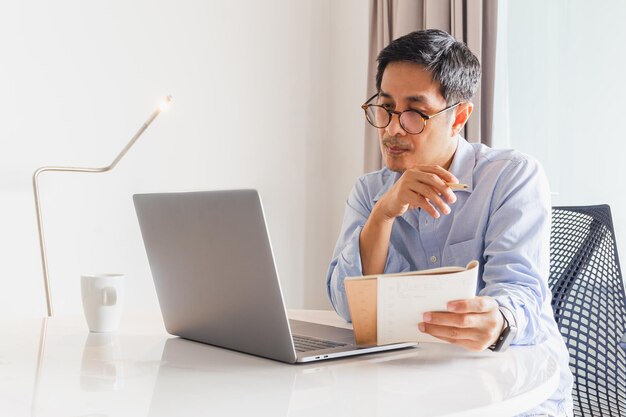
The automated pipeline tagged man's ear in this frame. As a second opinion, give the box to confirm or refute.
[450,102,473,137]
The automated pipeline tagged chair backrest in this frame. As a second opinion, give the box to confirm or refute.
[549,205,626,416]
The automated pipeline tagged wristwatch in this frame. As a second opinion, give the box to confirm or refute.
[489,306,517,352]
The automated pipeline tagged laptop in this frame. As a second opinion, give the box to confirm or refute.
[133,189,415,363]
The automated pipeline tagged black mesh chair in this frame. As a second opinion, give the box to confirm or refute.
[549,205,626,416]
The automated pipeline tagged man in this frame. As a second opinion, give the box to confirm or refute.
[326,29,573,416]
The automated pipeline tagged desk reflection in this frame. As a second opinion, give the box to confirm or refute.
[80,333,124,392]
[146,338,557,417]
[31,326,165,417]
[19,315,557,417]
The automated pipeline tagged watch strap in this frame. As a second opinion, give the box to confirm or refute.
[489,306,517,352]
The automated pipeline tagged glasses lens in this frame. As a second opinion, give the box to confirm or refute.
[400,111,425,134]
[365,106,390,128]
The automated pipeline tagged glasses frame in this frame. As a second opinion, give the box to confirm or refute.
[361,93,461,135]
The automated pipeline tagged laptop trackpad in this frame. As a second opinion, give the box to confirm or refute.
[289,319,356,344]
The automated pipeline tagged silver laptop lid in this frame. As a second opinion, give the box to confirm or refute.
[133,189,297,363]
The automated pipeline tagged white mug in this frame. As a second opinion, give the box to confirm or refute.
[81,274,125,333]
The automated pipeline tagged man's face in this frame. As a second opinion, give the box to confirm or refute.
[377,61,458,172]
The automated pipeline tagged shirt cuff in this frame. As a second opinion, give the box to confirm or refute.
[492,295,546,345]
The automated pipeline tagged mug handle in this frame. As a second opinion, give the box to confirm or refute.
[102,287,117,306]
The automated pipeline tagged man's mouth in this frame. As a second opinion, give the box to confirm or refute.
[385,144,410,156]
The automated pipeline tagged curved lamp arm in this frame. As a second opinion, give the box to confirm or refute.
[33,96,172,316]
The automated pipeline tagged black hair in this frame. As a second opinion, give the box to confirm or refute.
[375,29,481,104]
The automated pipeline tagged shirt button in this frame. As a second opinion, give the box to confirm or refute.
[430,255,437,263]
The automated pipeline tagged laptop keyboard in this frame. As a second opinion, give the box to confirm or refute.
[293,334,347,353]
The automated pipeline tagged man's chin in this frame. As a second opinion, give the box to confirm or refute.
[386,165,406,173]
[384,157,409,173]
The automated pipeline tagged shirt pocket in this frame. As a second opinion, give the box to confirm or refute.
[442,238,481,267]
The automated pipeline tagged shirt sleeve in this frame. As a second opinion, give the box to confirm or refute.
[326,178,412,322]
[479,156,552,345]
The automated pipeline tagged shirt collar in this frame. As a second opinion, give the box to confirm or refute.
[372,169,402,203]
[447,136,474,193]
[371,136,474,204]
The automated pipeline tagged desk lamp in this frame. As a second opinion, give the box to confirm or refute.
[33,96,172,317]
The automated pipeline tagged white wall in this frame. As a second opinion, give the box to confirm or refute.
[0,0,369,316]
[304,1,369,308]
[506,0,626,259]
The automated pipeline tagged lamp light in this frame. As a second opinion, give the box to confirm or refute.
[33,96,173,317]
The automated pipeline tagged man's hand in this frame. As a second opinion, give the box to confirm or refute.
[418,296,504,351]
[361,165,459,276]
[375,165,459,221]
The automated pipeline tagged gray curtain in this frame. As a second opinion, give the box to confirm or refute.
[364,0,498,173]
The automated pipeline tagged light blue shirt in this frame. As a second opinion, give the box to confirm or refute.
[326,136,573,416]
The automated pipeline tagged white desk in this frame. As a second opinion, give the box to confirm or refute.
[0,310,559,417]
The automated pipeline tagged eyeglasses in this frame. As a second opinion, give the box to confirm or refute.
[361,93,461,135]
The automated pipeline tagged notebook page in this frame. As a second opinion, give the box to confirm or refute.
[377,263,479,344]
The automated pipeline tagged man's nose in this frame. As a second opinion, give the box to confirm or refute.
[385,113,406,137]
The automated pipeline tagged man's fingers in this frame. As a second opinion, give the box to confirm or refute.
[400,189,443,218]
[414,171,454,199]
[413,165,459,203]
[406,184,450,216]
[418,322,482,342]
[388,165,460,220]
[420,296,505,351]
[424,311,479,328]
[415,165,459,184]
[421,201,441,219]
[405,168,457,204]
[418,322,494,350]
[447,296,499,314]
